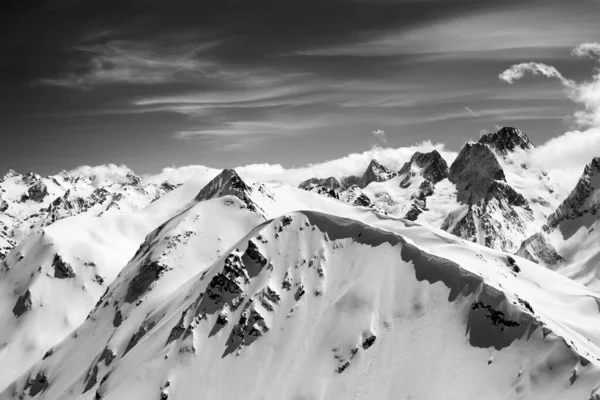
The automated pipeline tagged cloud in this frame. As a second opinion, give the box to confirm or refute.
[144,141,457,187]
[371,129,387,144]
[572,42,600,58]
[498,63,575,87]
[465,106,480,117]
[499,42,600,188]
[39,40,217,89]
[67,163,135,185]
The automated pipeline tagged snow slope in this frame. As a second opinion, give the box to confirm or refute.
[4,170,600,400]
[0,174,216,391]
[517,157,600,288]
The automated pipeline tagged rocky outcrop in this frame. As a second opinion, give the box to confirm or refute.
[516,233,563,266]
[298,177,342,192]
[27,181,48,202]
[546,157,600,231]
[12,289,33,317]
[340,185,372,207]
[195,169,258,212]
[52,254,76,279]
[0,200,8,212]
[398,150,449,186]
[125,260,167,303]
[359,159,396,188]
[449,143,506,204]
[478,126,534,154]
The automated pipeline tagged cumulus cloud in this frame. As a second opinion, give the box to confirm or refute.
[572,42,600,58]
[67,164,135,185]
[499,42,600,188]
[371,129,388,144]
[144,141,456,187]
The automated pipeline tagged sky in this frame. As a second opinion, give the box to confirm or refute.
[1,0,600,177]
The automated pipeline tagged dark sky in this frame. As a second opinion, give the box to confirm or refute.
[1,0,599,176]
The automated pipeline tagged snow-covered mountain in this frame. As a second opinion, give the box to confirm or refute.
[299,127,561,254]
[517,157,600,288]
[0,128,599,399]
[0,168,177,260]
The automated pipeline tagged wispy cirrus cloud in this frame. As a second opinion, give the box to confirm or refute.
[39,40,219,88]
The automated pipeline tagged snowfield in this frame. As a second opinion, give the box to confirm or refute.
[0,127,599,399]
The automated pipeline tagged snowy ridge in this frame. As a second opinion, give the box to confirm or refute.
[6,202,600,399]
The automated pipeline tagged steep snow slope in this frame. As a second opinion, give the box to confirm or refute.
[0,175,217,392]
[5,171,600,400]
[518,157,600,288]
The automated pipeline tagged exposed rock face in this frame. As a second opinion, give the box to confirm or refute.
[403,180,435,221]
[298,178,340,199]
[516,233,563,266]
[52,254,76,279]
[359,159,396,188]
[398,150,449,186]
[441,142,533,252]
[125,260,167,303]
[547,157,600,231]
[27,181,48,202]
[449,143,506,204]
[341,185,372,207]
[12,289,33,317]
[0,200,8,212]
[478,127,534,154]
[298,177,342,192]
[195,169,257,212]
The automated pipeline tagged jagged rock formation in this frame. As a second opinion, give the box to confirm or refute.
[478,126,534,154]
[359,159,396,188]
[398,150,449,187]
[441,137,533,252]
[448,142,507,204]
[515,157,600,283]
[546,157,600,232]
[195,169,258,212]
[516,233,563,266]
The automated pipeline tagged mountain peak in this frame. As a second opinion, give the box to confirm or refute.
[195,169,256,211]
[398,150,449,185]
[478,126,534,153]
[360,159,396,188]
[449,142,506,204]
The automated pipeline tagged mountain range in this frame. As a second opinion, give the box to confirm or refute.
[1,127,599,399]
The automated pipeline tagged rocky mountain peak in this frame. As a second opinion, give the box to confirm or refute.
[398,150,449,185]
[478,126,534,154]
[360,159,396,188]
[195,169,256,211]
[449,142,506,204]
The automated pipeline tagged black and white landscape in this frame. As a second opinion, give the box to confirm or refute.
[1,1,600,399]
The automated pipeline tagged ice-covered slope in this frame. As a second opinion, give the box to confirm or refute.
[517,157,600,287]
